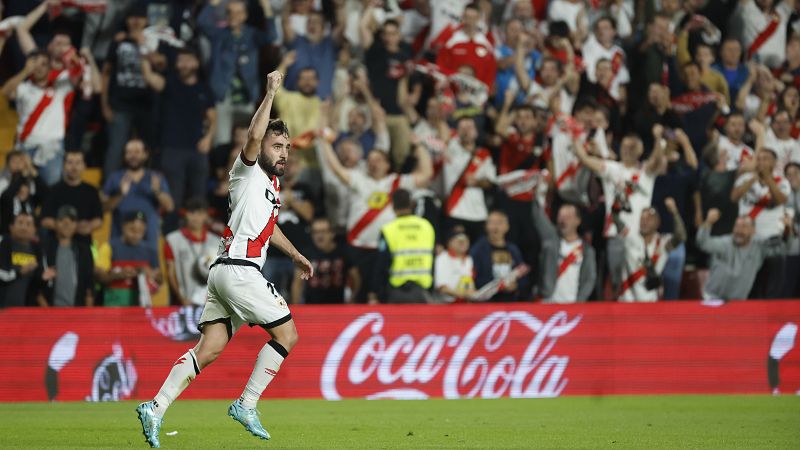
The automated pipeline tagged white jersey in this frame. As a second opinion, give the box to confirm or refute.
[619,233,671,303]
[165,228,219,305]
[546,239,583,304]
[582,34,630,100]
[549,115,609,201]
[764,129,799,172]
[718,135,753,171]
[346,171,415,249]
[443,140,496,221]
[219,154,281,268]
[548,0,586,34]
[434,251,475,302]
[739,0,791,68]
[15,71,74,146]
[600,161,656,238]
[735,172,791,240]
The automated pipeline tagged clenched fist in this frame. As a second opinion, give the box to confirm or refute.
[266,71,284,96]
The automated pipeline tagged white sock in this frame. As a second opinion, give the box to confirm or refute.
[152,349,200,417]
[238,340,287,409]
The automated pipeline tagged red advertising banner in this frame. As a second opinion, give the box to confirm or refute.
[0,302,798,402]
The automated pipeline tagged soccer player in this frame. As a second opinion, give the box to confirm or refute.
[136,71,313,448]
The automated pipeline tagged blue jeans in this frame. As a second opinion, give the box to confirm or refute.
[662,243,685,300]
[261,256,295,300]
[21,141,64,186]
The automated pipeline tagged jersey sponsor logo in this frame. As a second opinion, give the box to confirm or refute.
[367,192,390,210]
[11,252,36,267]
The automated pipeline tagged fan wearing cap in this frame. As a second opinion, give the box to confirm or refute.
[95,210,161,307]
[38,205,95,307]
[434,226,476,303]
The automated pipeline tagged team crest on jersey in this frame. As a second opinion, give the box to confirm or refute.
[367,192,389,210]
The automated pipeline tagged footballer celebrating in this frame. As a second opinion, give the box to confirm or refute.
[136,71,313,448]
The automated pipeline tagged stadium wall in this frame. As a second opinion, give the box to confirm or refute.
[0,302,798,402]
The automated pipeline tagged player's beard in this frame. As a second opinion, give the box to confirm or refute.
[259,153,285,177]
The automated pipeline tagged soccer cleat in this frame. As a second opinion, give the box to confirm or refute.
[136,401,163,448]
[228,401,271,440]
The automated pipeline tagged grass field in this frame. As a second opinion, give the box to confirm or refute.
[1,396,798,449]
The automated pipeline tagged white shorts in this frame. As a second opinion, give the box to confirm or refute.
[199,263,292,337]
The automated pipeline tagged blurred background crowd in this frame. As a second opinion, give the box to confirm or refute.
[0,0,798,307]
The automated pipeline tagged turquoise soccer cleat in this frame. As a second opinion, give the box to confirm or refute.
[136,401,163,448]
[228,401,271,440]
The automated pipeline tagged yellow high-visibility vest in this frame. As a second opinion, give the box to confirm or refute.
[381,214,435,289]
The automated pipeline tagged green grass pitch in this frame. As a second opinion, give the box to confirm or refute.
[1,396,798,449]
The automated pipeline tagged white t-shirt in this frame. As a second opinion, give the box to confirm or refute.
[15,72,74,146]
[739,0,791,68]
[549,115,609,201]
[619,233,671,303]
[718,135,754,171]
[165,228,219,305]
[219,154,282,269]
[428,0,471,49]
[527,81,575,113]
[764,128,799,172]
[546,239,583,304]
[346,171,415,248]
[548,0,586,34]
[443,139,496,221]
[581,34,630,100]
[434,250,475,302]
[599,161,656,238]
[735,172,792,240]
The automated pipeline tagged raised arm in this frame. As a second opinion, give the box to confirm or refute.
[140,58,165,92]
[410,140,433,188]
[573,134,605,174]
[243,71,283,163]
[695,208,730,255]
[514,35,532,93]
[731,174,757,201]
[1,57,35,100]
[359,7,376,50]
[494,88,516,138]
[15,0,52,54]
[645,124,667,175]
[317,136,351,186]
[674,128,698,169]
[664,197,687,250]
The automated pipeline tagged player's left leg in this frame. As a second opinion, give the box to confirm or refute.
[228,319,298,441]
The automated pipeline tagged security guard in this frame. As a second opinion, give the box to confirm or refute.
[368,189,435,303]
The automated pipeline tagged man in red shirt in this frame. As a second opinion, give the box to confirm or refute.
[434,3,497,89]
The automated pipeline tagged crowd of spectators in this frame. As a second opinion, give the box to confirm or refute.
[0,0,798,307]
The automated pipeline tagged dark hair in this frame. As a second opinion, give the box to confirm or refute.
[540,56,563,73]
[559,202,583,223]
[266,119,290,138]
[383,19,400,29]
[785,161,800,174]
[5,149,24,165]
[12,211,34,223]
[177,46,199,59]
[63,150,84,162]
[391,189,413,210]
[682,61,701,72]
[594,16,616,31]
[572,98,598,114]
[184,197,208,212]
[298,66,319,77]
[464,2,481,13]
[512,104,536,115]
[27,49,49,60]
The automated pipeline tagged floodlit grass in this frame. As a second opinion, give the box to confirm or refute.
[1,395,798,449]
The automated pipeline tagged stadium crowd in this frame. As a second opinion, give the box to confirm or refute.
[0,0,798,307]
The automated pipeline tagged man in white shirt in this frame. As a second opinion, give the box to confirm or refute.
[764,110,799,171]
[735,0,795,68]
[617,198,686,302]
[731,148,791,297]
[582,16,630,101]
[717,112,754,171]
[443,116,496,243]
[531,200,596,303]
[575,125,667,293]
[319,134,432,300]
[0,50,82,185]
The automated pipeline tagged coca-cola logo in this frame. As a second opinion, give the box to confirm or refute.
[146,306,203,342]
[321,311,581,400]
